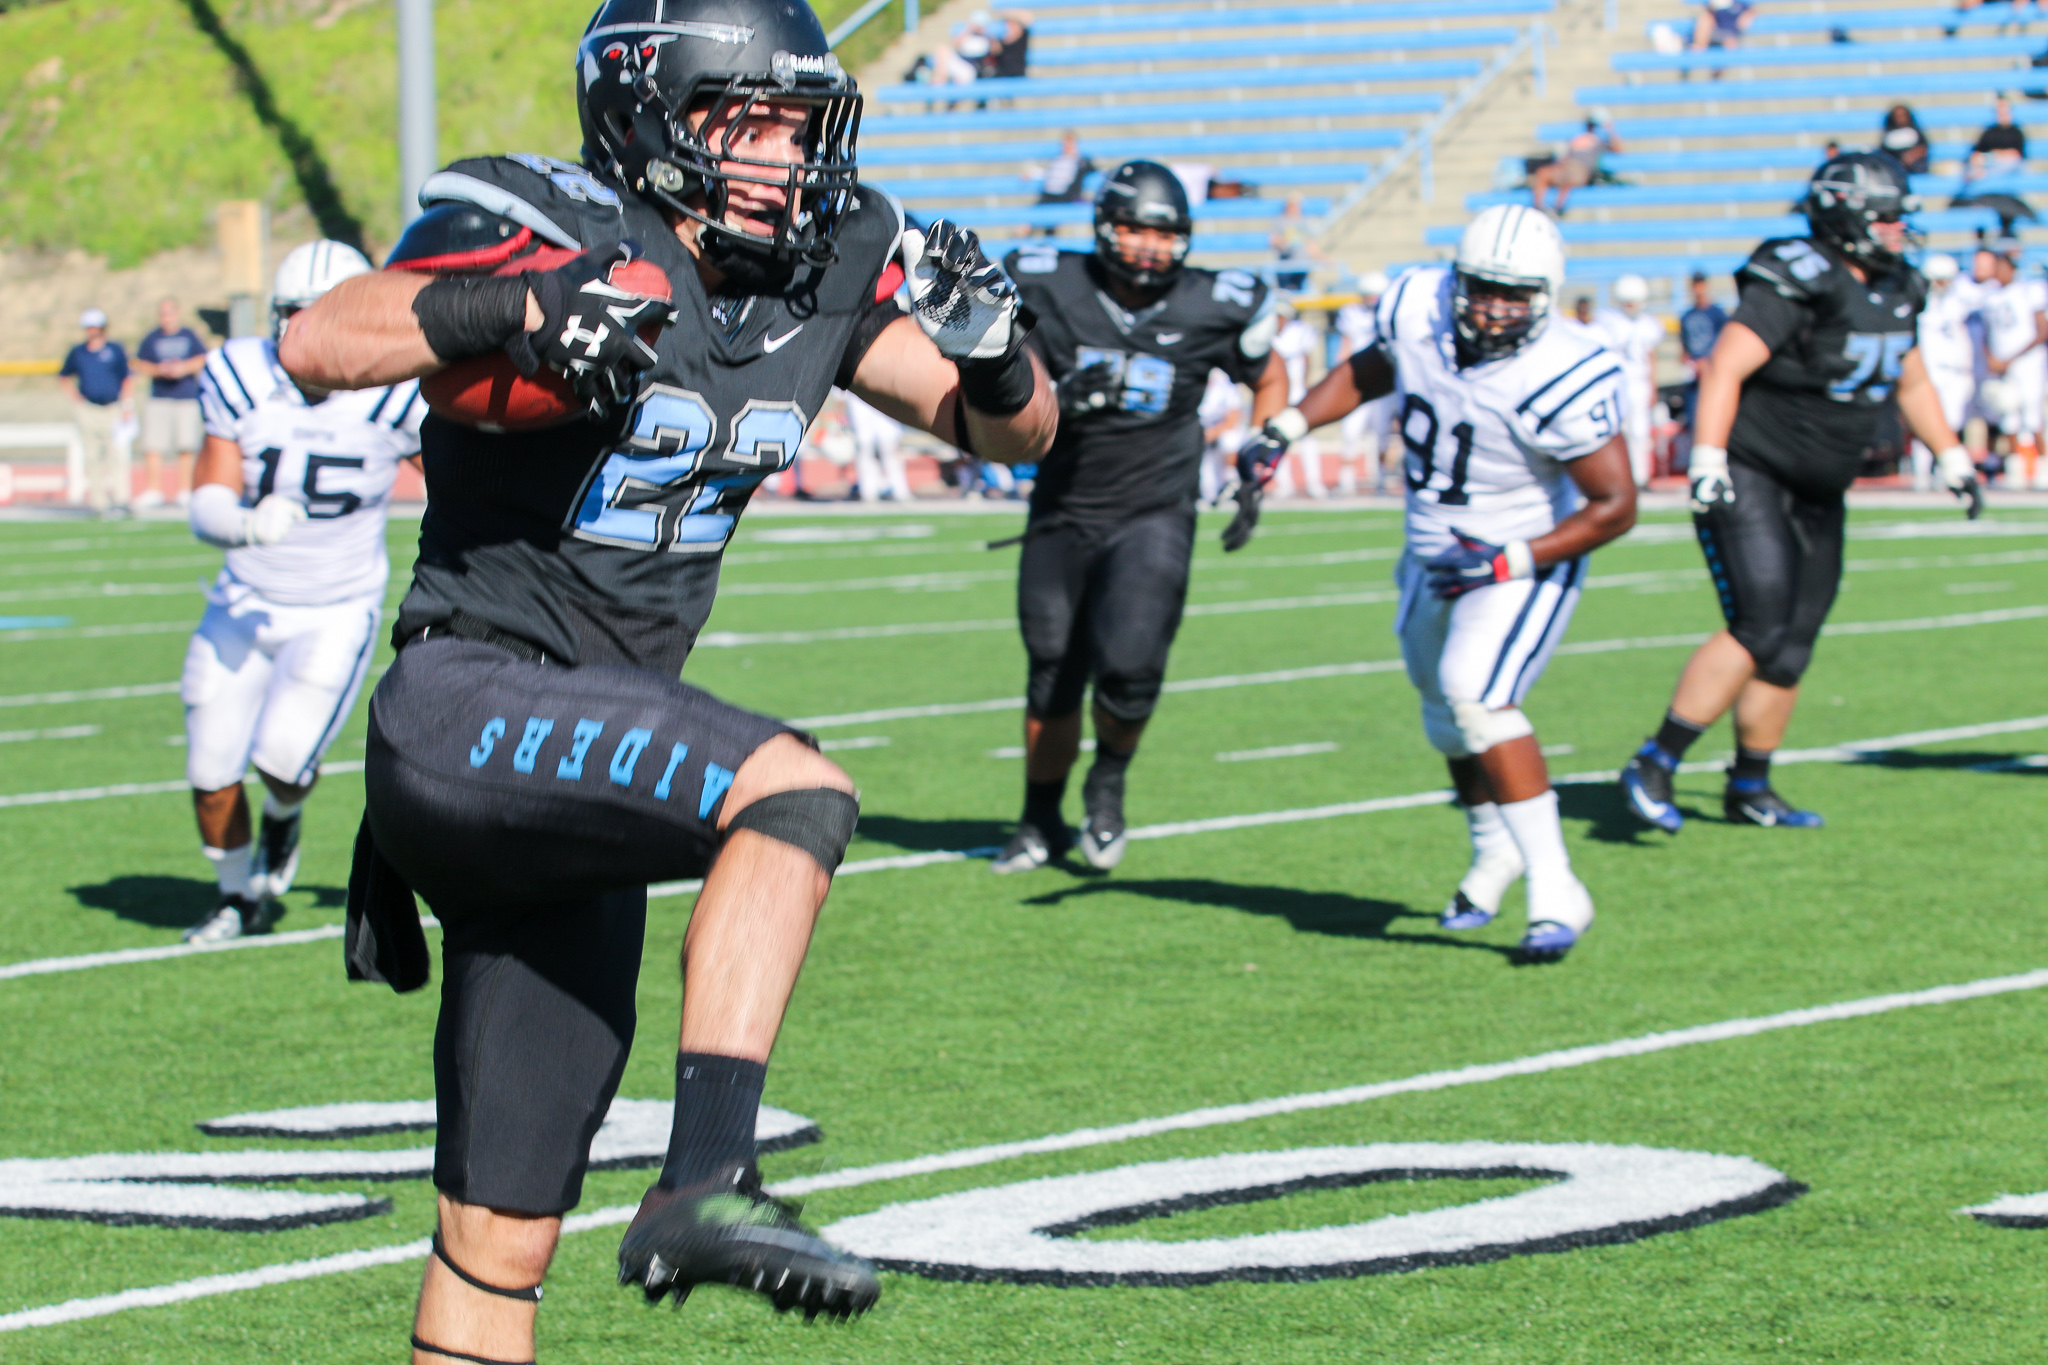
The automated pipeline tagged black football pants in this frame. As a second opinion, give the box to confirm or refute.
[1693,460,1846,688]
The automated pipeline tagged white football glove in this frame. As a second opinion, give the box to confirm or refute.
[1937,443,1985,520]
[247,493,308,546]
[1687,443,1734,514]
[899,220,1029,363]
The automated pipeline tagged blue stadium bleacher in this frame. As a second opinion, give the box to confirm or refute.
[1538,104,2048,142]
[1024,31,1514,65]
[863,93,1444,138]
[878,161,1373,201]
[1642,3,2044,36]
[1612,34,2042,71]
[1471,171,2048,210]
[933,196,1331,230]
[1033,0,1546,32]
[868,58,1482,104]
[858,128,1407,169]
[1423,208,2003,247]
[1578,70,2048,105]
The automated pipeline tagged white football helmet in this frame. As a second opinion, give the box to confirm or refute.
[1613,273,1649,311]
[1922,252,1959,285]
[1359,269,1390,298]
[270,240,373,337]
[1453,205,1566,360]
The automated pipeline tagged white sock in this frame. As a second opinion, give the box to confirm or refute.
[1457,802,1525,912]
[203,842,253,898]
[261,792,303,821]
[1497,790,1592,930]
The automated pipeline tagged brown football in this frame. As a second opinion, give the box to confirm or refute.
[416,250,672,432]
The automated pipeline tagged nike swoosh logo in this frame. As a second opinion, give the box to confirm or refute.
[1156,332,1183,345]
[763,325,803,353]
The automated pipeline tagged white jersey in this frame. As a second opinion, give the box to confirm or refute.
[1272,318,1320,405]
[1594,308,1661,382]
[1375,267,1624,556]
[1334,301,1379,357]
[198,337,422,606]
[1981,277,2048,364]
[1920,278,1984,378]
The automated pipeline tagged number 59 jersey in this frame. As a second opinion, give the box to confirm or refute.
[1374,266,1623,557]
[199,336,423,606]
[1727,236,1926,494]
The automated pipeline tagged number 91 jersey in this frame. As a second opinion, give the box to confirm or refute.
[199,336,423,605]
[1727,236,1926,494]
[1374,266,1623,557]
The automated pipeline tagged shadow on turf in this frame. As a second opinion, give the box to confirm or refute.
[68,875,346,929]
[1018,878,1519,959]
[855,813,1012,854]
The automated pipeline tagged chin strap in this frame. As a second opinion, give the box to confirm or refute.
[410,1232,544,1365]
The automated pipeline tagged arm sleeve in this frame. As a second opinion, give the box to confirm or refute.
[1227,282,1280,383]
[1730,278,1809,354]
[835,261,908,390]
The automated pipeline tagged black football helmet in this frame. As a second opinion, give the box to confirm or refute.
[576,0,861,275]
[1093,160,1192,291]
[1804,152,1919,271]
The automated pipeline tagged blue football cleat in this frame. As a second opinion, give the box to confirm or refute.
[1518,920,1579,962]
[1724,781,1824,828]
[1620,743,1683,833]
[1439,891,1497,931]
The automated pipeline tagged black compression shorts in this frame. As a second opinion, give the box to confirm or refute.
[363,636,794,1212]
[1694,460,1846,688]
[1017,504,1196,721]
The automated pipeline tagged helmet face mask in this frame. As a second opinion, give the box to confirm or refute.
[1450,205,1565,363]
[1094,161,1193,292]
[577,0,862,277]
[1805,153,1920,271]
[1453,271,1548,359]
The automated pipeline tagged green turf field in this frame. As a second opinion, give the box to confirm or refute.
[0,502,2044,1362]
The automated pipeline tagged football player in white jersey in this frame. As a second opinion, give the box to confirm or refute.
[1268,305,1327,498]
[1238,206,1637,960]
[178,241,424,942]
[1198,367,1248,504]
[1334,270,1398,495]
[1913,254,1984,489]
[1978,241,2048,488]
[1595,273,1664,487]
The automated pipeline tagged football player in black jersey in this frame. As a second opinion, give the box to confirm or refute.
[280,0,1056,1355]
[990,161,1288,873]
[1619,153,1982,833]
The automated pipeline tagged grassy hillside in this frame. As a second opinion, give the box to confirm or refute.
[0,0,900,267]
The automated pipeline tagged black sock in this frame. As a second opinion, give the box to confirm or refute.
[1082,744,1135,813]
[1023,778,1067,832]
[1730,746,1773,787]
[1653,711,1708,762]
[658,1052,766,1189]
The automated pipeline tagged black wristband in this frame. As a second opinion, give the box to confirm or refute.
[955,347,1036,418]
[411,275,530,363]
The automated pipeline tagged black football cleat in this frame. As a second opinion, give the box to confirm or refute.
[618,1165,879,1321]
[991,819,1068,874]
[1723,781,1824,829]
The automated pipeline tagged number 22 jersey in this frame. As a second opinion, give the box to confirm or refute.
[1372,266,1624,557]
[1728,236,1926,495]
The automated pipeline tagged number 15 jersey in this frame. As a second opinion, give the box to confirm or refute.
[1372,266,1623,558]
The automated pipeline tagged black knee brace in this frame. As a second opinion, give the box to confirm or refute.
[1092,670,1164,723]
[724,787,860,873]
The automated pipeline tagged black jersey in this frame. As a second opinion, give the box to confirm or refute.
[1003,246,1275,522]
[1728,235,1927,495]
[389,154,905,675]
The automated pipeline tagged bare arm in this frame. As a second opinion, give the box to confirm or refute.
[1246,352,1291,428]
[193,434,244,495]
[848,315,1057,465]
[279,272,546,391]
[1690,320,1772,449]
[1530,435,1636,566]
[1895,347,1963,452]
[1296,344,1395,429]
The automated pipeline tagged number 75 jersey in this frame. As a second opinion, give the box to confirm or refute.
[1373,266,1623,557]
[199,335,423,606]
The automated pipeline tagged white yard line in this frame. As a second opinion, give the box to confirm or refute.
[6,965,2044,1332]
[0,620,191,644]
[0,682,182,710]
[0,761,364,811]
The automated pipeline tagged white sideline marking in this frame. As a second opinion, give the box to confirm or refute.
[0,681,182,709]
[0,726,98,744]
[0,620,190,643]
[1216,741,1341,763]
[8,966,2046,1332]
[0,761,364,811]
[0,581,201,604]
[0,926,348,981]
[816,735,891,752]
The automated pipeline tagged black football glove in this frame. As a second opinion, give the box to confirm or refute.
[1220,478,1263,553]
[1219,409,1306,552]
[507,241,675,417]
[1056,358,1122,416]
[1423,533,1534,599]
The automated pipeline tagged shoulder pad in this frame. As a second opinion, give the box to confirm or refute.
[1205,267,1267,319]
[417,155,627,252]
[385,202,547,273]
[1739,237,1838,300]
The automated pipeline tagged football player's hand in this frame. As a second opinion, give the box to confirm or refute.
[508,241,675,415]
[1057,359,1121,416]
[1234,408,1308,488]
[1220,478,1263,552]
[1687,443,1735,514]
[900,220,1030,363]
[1424,533,1534,598]
[1938,444,1985,520]
[246,494,307,546]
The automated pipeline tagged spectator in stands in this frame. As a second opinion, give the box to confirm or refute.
[1269,193,1323,291]
[981,9,1032,80]
[1032,130,1095,235]
[59,307,133,516]
[1880,105,1931,174]
[1677,271,1727,436]
[132,296,207,510]
[1688,0,1754,80]
[1970,96,2028,178]
[1531,118,1621,217]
